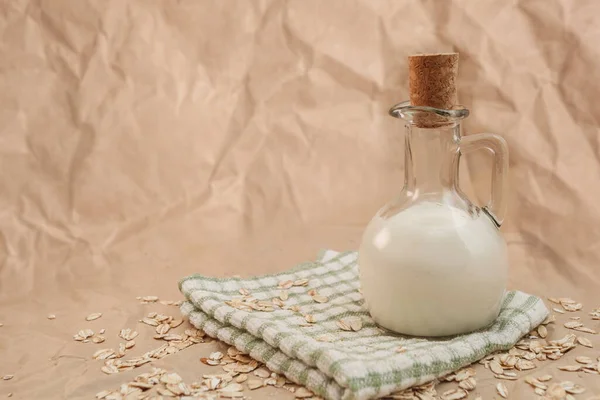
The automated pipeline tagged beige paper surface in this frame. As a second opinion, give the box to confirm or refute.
[1,1,599,398]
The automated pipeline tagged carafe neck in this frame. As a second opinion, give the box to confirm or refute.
[404,124,460,196]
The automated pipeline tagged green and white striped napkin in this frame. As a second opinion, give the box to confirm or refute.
[179,250,548,400]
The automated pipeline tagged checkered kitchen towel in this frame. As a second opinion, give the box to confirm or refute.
[179,250,548,400]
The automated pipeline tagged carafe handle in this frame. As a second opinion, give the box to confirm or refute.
[458,133,509,227]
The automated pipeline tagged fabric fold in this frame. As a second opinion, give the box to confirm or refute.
[179,250,549,400]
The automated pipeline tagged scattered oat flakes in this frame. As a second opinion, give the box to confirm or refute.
[278,280,293,289]
[336,319,351,331]
[574,326,597,334]
[294,386,314,398]
[253,368,271,378]
[563,302,583,312]
[92,336,106,344]
[128,381,153,390]
[141,317,159,326]
[490,360,504,375]
[576,336,593,348]
[454,368,475,382]
[169,319,183,328]
[231,354,253,364]
[235,374,248,383]
[304,314,315,324]
[156,314,171,322]
[537,325,548,338]
[86,313,102,321]
[160,372,183,385]
[93,348,115,360]
[564,383,586,394]
[157,386,174,396]
[47,314,56,320]
[279,290,289,301]
[141,296,159,303]
[548,297,560,304]
[576,356,593,364]
[117,342,127,356]
[395,346,407,353]
[74,328,94,341]
[187,328,205,339]
[542,314,556,324]
[524,376,546,390]
[496,382,508,398]
[101,365,118,375]
[559,297,576,304]
[220,383,244,392]
[547,383,566,398]
[264,377,277,386]
[312,295,329,303]
[558,365,581,372]
[458,377,476,391]
[269,298,282,308]
[226,360,259,374]
[538,374,553,382]
[516,359,535,370]
[441,388,467,400]
[95,391,111,400]
[293,278,309,287]
[348,317,362,331]
[2,375,14,381]
[156,324,170,335]
[119,329,138,341]
[200,357,220,366]
[494,373,517,381]
[163,333,183,341]
[564,321,583,329]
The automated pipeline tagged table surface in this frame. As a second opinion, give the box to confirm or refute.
[1,225,599,400]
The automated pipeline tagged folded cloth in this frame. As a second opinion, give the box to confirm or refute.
[179,250,549,400]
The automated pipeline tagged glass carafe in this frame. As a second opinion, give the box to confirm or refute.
[358,101,509,337]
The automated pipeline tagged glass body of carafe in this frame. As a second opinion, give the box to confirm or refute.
[358,101,509,337]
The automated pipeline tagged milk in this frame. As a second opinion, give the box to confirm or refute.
[358,201,508,336]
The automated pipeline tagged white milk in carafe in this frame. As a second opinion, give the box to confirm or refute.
[358,202,507,336]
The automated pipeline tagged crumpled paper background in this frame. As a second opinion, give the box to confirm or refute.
[0,1,599,399]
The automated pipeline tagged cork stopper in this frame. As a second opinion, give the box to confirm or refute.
[408,53,458,126]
